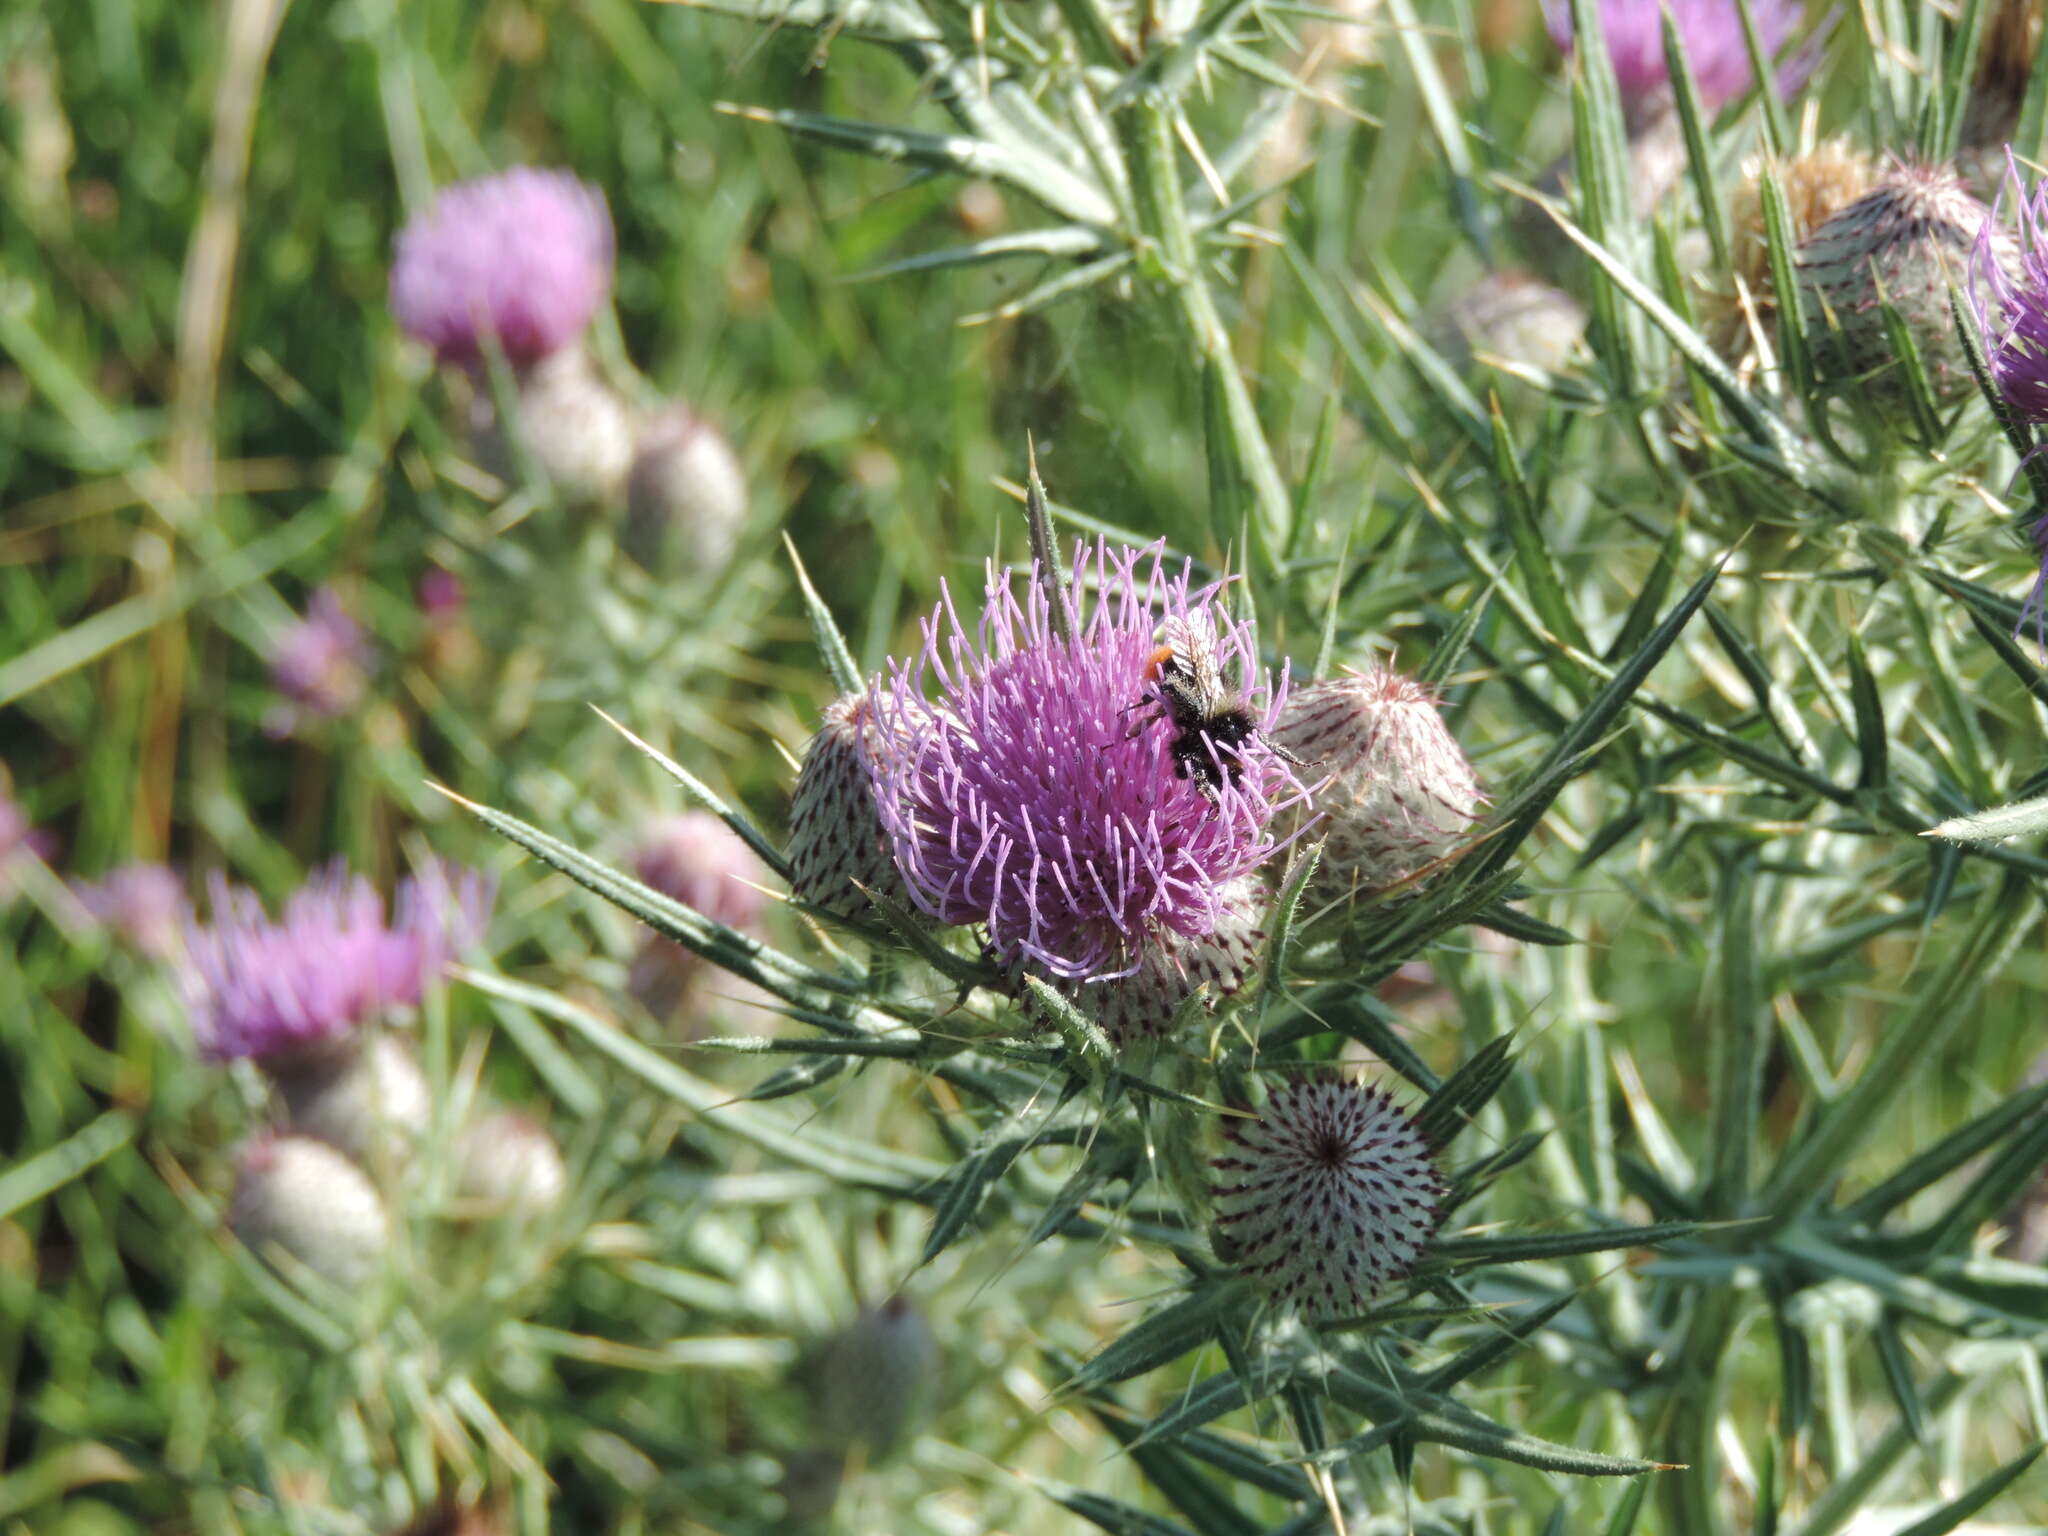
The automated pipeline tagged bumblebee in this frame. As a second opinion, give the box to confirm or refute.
[1127,616,1304,804]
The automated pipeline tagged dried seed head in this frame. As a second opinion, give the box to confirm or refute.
[1794,163,2008,409]
[455,1110,568,1217]
[804,1296,939,1456]
[229,1134,391,1288]
[468,345,636,503]
[269,1032,432,1166]
[389,168,613,369]
[1276,669,1483,903]
[1709,141,1878,363]
[1057,876,1266,1047]
[787,688,924,921]
[1213,1078,1443,1317]
[622,405,748,577]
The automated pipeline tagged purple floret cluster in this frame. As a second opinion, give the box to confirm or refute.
[867,539,1308,982]
[389,168,614,369]
[1545,0,1820,120]
[181,861,492,1062]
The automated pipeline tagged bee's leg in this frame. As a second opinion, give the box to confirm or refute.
[1121,697,1163,742]
[1266,735,1315,769]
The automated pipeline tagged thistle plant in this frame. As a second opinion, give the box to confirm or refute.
[14,0,2048,1531]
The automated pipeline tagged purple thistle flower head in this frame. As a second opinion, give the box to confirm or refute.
[869,539,1307,981]
[180,859,492,1062]
[1213,1077,1444,1317]
[389,168,614,369]
[72,862,185,959]
[1968,152,2048,647]
[1972,151,2048,426]
[1544,0,1821,127]
[266,587,370,735]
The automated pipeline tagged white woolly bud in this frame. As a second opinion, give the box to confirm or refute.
[1213,1079,1443,1317]
[1276,669,1483,902]
[470,344,635,502]
[622,405,748,576]
[1061,877,1266,1046]
[455,1110,568,1217]
[268,1033,432,1167]
[229,1134,391,1288]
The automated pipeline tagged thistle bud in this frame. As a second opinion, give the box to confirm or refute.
[268,1033,432,1166]
[1436,269,1586,379]
[1213,1078,1443,1317]
[1708,141,1877,365]
[468,345,636,503]
[1060,877,1265,1047]
[786,688,922,921]
[1275,668,1483,903]
[802,1297,939,1456]
[1793,164,2008,409]
[455,1110,568,1217]
[626,812,772,1022]
[229,1134,391,1288]
[621,405,748,577]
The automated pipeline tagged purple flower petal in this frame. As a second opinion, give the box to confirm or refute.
[389,168,614,369]
[869,540,1308,981]
[180,860,492,1062]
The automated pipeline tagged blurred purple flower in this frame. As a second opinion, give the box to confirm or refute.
[73,862,184,958]
[634,811,770,933]
[416,568,466,623]
[266,588,369,735]
[180,860,491,1062]
[389,168,614,369]
[1544,0,1821,125]
[869,540,1307,981]
[0,782,56,891]
[1970,152,2048,646]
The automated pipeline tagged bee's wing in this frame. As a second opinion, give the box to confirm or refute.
[1158,613,1225,709]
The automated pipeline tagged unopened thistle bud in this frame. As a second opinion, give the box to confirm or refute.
[1794,164,2008,409]
[229,1134,391,1289]
[1213,1078,1443,1317]
[786,688,923,921]
[1437,269,1586,379]
[268,1032,433,1166]
[1275,668,1483,903]
[621,405,748,577]
[468,345,636,504]
[627,811,773,1021]
[1708,141,1877,365]
[455,1110,568,1217]
[803,1297,939,1456]
[1060,877,1265,1046]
